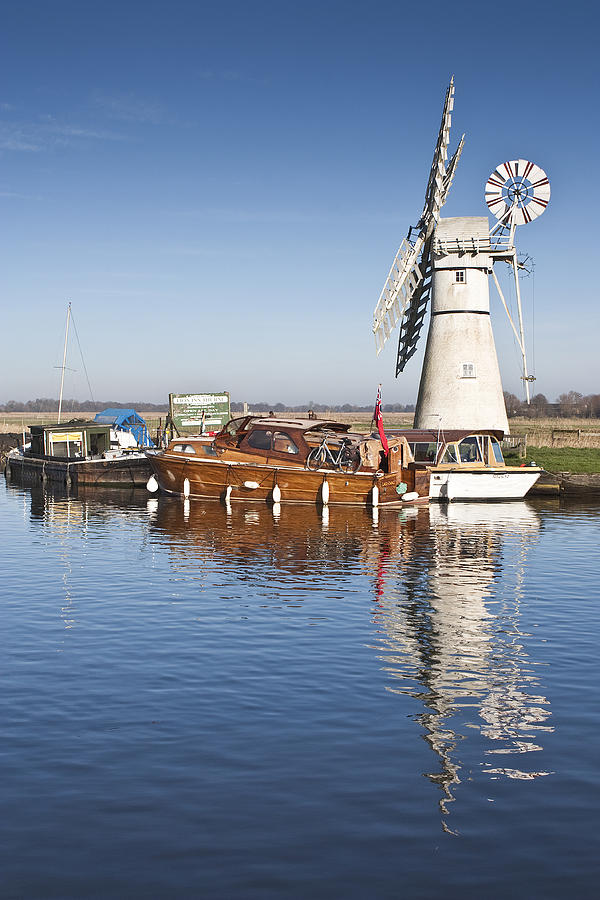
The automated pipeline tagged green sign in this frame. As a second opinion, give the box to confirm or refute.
[169,392,230,435]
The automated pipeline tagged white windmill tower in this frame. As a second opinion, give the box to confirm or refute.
[372,80,550,435]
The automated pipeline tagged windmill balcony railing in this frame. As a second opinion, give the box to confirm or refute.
[432,234,512,256]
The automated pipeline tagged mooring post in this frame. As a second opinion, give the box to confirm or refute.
[519,435,527,459]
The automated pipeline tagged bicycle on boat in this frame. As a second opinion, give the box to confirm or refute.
[305,432,360,473]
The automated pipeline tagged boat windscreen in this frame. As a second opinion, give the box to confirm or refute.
[223,417,248,436]
[440,444,458,463]
[458,436,482,463]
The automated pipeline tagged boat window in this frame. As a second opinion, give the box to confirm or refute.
[50,441,69,457]
[171,444,197,454]
[49,431,84,458]
[90,433,109,455]
[51,439,83,458]
[273,432,299,454]
[247,429,272,451]
[491,438,504,464]
[458,436,482,463]
[440,444,458,463]
[410,442,438,462]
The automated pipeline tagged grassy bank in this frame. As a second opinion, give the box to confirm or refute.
[504,446,600,474]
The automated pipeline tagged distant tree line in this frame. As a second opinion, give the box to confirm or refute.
[0,398,415,415]
[503,391,600,418]
[229,401,416,414]
[2,393,600,418]
[0,398,169,413]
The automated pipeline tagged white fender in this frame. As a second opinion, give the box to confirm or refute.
[146,475,159,493]
[402,491,419,503]
[243,480,259,489]
[371,484,379,508]
[321,480,330,505]
[183,477,190,497]
[272,484,281,504]
[225,485,232,502]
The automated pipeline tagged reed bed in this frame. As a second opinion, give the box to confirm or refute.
[2,411,600,449]
[509,417,600,448]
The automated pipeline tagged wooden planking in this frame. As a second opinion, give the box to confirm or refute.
[149,454,419,506]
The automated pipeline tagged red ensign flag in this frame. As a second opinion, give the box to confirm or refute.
[374,384,389,455]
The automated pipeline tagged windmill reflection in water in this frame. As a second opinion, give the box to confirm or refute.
[368,502,553,831]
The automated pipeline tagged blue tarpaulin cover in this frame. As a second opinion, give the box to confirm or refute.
[94,408,155,448]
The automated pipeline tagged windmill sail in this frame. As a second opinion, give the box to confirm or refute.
[395,138,464,373]
[419,79,457,230]
[373,78,464,360]
[395,237,433,374]
[441,136,465,206]
[373,235,424,354]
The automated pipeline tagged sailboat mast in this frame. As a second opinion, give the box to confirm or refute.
[57,302,71,425]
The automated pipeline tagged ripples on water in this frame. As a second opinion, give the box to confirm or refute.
[1,478,599,898]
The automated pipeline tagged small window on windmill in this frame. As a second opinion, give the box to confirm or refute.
[455,269,466,283]
[461,362,476,378]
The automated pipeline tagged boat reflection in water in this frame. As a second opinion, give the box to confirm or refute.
[144,493,553,831]
[11,477,553,831]
[9,480,152,632]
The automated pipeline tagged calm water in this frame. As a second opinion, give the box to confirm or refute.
[1,477,599,899]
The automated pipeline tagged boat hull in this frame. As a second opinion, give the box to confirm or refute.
[428,467,540,501]
[5,453,151,487]
[146,452,427,506]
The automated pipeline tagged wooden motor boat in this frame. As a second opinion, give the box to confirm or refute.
[388,428,541,501]
[145,415,429,506]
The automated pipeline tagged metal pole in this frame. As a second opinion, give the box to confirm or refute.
[491,266,524,351]
[57,302,71,425]
[511,252,531,404]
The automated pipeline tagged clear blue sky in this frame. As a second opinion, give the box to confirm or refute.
[1,0,598,406]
